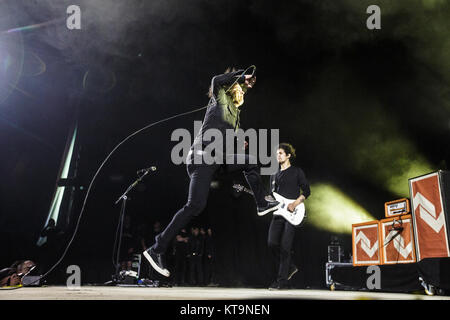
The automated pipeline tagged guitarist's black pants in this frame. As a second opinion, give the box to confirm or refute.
[268,215,296,282]
[151,154,268,254]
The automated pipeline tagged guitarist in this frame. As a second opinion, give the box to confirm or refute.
[268,143,310,290]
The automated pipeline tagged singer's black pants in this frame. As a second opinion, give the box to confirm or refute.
[267,215,296,282]
[151,154,267,254]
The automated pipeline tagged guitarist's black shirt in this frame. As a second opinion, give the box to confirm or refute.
[270,165,311,200]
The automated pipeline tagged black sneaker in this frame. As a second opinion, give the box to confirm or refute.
[268,280,289,290]
[268,281,280,290]
[287,264,298,281]
[257,200,280,216]
[143,248,170,277]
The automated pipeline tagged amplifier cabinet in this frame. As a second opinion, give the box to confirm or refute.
[352,221,381,266]
[379,215,416,264]
[409,171,450,261]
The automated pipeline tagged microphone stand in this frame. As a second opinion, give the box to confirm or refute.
[106,169,151,285]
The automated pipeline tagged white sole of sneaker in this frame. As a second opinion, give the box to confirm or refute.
[143,250,170,277]
[257,203,281,216]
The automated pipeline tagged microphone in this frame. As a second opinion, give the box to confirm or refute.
[137,166,157,175]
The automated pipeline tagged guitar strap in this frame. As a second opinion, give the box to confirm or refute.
[271,167,281,194]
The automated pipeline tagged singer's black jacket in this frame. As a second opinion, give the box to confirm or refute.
[192,70,247,153]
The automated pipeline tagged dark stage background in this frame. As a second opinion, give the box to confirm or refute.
[0,0,449,288]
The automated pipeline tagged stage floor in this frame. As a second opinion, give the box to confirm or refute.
[1,286,449,300]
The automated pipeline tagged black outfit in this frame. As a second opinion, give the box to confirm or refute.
[151,70,269,254]
[188,234,204,285]
[204,234,216,285]
[268,165,310,284]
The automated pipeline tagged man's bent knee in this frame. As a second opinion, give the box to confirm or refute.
[184,201,207,217]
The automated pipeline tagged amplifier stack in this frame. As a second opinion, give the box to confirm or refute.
[352,170,450,266]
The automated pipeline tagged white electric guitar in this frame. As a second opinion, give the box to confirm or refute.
[232,184,306,226]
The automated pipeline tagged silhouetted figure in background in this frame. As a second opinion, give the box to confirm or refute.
[147,221,166,283]
[136,222,151,279]
[137,222,149,252]
[188,227,204,286]
[173,228,189,286]
[204,227,217,286]
[119,215,136,271]
[151,221,162,239]
[200,227,206,238]
[138,220,165,282]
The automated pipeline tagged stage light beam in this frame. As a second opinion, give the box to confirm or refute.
[306,183,376,234]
